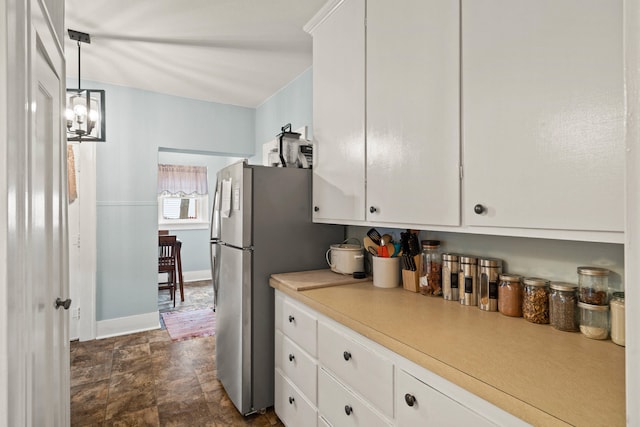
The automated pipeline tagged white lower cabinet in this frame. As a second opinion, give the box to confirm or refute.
[275,370,317,427]
[396,369,494,427]
[318,368,392,427]
[275,291,524,426]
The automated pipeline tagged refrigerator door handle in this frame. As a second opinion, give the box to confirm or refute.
[211,242,221,311]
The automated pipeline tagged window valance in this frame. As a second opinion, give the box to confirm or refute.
[157,164,208,196]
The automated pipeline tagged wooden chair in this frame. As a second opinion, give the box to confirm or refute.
[158,235,179,307]
[158,229,170,235]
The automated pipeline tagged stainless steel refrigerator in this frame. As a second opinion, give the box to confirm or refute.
[210,160,344,415]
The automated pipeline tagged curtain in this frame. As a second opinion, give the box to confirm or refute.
[157,164,208,195]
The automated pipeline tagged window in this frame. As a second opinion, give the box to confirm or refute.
[158,164,209,229]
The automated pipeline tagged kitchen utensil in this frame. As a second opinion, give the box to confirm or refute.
[363,236,378,252]
[386,242,396,257]
[367,246,379,257]
[366,228,382,246]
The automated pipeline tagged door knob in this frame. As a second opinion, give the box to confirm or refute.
[288,354,295,362]
[288,315,295,323]
[289,396,295,405]
[344,405,353,416]
[314,206,319,212]
[474,204,486,215]
[369,206,377,213]
[405,393,417,407]
[343,351,351,361]
[55,298,72,310]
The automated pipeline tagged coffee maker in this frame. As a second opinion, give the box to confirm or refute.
[276,123,312,169]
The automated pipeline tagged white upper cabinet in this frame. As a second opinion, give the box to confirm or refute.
[462,0,624,232]
[366,0,460,225]
[308,0,366,222]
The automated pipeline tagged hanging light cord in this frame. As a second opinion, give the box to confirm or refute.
[77,40,81,91]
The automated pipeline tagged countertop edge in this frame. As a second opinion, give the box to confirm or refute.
[270,277,569,427]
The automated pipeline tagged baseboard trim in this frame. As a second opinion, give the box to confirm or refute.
[96,311,160,339]
[158,270,212,284]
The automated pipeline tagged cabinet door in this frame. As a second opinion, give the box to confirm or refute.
[311,0,366,222]
[462,0,624,231]
[367,0,460,225]
[396,370,494,427]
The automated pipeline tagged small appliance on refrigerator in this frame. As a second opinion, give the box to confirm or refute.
[209,160,344,415]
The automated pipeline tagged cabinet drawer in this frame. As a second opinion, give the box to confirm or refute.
[280,299,318,356]
[396,369,494,427]
[275,330,318,405]
[275,370,317,427]
[317,322,393,418]
[318,368,391,427]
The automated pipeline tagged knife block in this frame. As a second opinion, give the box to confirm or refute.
[402,255,422,293]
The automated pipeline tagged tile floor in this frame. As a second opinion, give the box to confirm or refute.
[70,281,283,426]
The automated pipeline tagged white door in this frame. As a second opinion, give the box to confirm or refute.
[31,19,70,426]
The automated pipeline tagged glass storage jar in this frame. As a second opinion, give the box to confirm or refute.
[578,302,609,340]
[442,253,459,301]
[549,282,579,332]
[478,258,502,312]
[498,274,522,317]
[419,240,442,296]
[459,256,478,306]
[522,277,550,324]
[610,292,625,346]
[577,266,609,305]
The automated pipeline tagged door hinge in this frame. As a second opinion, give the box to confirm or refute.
[459,165,464,180]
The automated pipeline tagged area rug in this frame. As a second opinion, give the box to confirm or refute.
[161,308,216,341]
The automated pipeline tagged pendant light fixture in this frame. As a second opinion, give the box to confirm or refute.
[66,29,106,142]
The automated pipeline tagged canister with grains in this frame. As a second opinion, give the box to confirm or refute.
[478,258,502,312]
[610,292,625,346]
[577,266,609,305]
[459,256,478,306]
[498,274,522,317]
[442,253,459,301]
[578,302,609,340]
[549,282,579,332]
[522,277,550,324]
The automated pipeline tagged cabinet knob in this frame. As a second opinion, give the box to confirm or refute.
[288,315,295,323]
[343,351,352,361]
[288,354,295,362]
[289,396,295,405]
[314,206,319,212]
[369,206,377,213]
[404,393,417,407]
[344,405,353,416]
[474,204,485,215]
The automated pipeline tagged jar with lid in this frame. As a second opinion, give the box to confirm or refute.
[578,302,609,340]
[549,282,579,332]
[419,240,442,296]
[478,258,502,312]
[577,266,609,305]
[459,256,478,306]
[498,274,522,317]
[442,253,459,301]
[610,292,625,346]
[522,277,550,324]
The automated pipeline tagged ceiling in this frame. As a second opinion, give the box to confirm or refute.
[64,0,326,108]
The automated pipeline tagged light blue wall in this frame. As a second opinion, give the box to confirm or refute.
[77,79,255,321]
[252,68,314,164]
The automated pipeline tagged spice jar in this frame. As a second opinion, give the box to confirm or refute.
[442,253,459,301]
[549,282,579,332]
[478,258,502,312]
[578,302,609,340]
[498,274,522,317]
[419,240,442,296]
[459,256,478,306]
[610,292,625,346]
[577,266,609,305]
[522,277,550,324]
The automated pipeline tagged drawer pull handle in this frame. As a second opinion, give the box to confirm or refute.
[288,353,295,362]
[288,315,295,323]
[405,393,417,407]
[343,351,351,361]
[344,405,353,416]
[289,396,295,405]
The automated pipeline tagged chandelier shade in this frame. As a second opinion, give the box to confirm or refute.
[66,29,106,142]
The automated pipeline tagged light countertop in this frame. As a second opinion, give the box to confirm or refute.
[270,270,625,427]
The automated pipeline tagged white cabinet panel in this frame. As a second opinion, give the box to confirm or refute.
[311,0,366,222]
[318,369,392,427]
[318,322,394,418]
[275,330,318,405]
[396,369,494,427]
[275,370,317,427]
[366,0,460,225]
[281,298,318,356]
[462,0,624,232]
